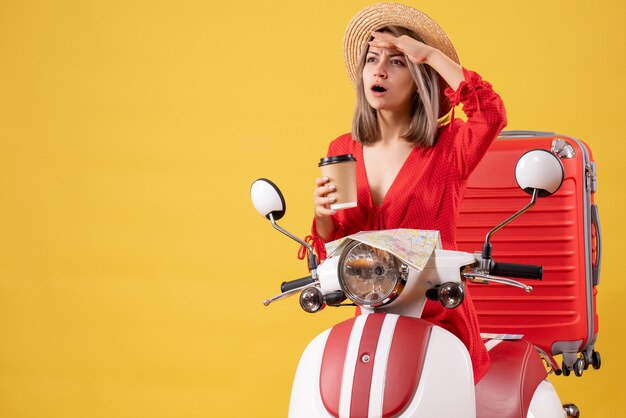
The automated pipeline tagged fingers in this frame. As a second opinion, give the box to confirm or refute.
[316,195,337,206]
[371,31,397,43]
[370,32,429,56]
[314,178,336,198]
[316,206,337,217]
[315,176,330,187]
[368,39,396,50]
[315,193,337,217]
[369,32,399,50]
[314,177,337,217]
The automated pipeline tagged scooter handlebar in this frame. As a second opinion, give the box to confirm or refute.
[281,275,314,292]
[490,262,543,280]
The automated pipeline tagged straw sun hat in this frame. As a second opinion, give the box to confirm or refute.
[343,2,460,116]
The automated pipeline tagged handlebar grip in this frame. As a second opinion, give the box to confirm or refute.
[281,276,314,293]
[490,262,543,280]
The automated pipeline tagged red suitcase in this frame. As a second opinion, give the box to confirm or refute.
[456,130,601,376]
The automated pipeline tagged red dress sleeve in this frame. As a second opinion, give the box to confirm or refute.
[443,67,507,180]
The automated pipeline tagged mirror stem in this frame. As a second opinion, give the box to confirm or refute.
[269,213,319,278]
[481,188,539,263]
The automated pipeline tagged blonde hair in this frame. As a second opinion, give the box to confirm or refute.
[351,26,441,147]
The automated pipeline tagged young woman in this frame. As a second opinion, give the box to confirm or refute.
[305,3,507,383]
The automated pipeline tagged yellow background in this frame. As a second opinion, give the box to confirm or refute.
[1,0,624,417]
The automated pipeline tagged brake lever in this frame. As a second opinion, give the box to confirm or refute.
[263,281,319,306]
[462,272,533,293]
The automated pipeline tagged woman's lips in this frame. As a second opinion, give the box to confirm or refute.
[371,85,387,96]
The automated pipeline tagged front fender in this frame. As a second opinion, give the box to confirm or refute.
[289,313,476,418]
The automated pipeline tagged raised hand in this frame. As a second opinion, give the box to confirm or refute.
[369,31,464,91]
[369,31,434,64]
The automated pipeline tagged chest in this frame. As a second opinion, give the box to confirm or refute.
[362,144,414,206]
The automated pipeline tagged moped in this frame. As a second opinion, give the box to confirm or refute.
[251,149,580,418]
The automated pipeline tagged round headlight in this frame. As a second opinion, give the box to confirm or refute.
[338,241,407,307]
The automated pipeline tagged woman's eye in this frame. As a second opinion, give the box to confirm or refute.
[366,56,376,63]
[391,59,405,66]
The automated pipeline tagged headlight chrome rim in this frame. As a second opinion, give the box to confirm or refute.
[438,281,465,309]
[338,240,408,307]
[299,287,325,313]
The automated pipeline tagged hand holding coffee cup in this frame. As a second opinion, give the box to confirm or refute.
[314,176,337,217]
[318,154,357,211]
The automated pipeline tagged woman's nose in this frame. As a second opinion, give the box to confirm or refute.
[373,62,387,79]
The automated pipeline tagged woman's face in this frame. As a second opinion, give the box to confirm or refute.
[362,45,416,113]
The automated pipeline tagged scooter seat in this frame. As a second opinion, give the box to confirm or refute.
[476,339,548,418]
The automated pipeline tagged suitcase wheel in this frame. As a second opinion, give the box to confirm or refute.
[562,358,585,377]
[573,358,584,377]
[562,360,571,376]
[582,351,591,370]
[592,350,601,370]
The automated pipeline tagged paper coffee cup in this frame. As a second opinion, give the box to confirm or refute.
[319,154,357,210]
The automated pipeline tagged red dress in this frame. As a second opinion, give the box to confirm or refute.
[310,68,507,383]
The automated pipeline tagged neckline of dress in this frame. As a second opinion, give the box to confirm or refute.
[356,142,418,210]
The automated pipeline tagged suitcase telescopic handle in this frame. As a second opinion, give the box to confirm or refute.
[490,262,543,280]
[499,130,556,138]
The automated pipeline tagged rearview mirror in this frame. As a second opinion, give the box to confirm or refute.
[515,149,564,197]
[250,178,319,282]
[250,178,286,221]
[480,149,566,268]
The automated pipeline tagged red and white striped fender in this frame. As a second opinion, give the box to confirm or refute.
[288,313,475,418]
[319,313,432,418]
